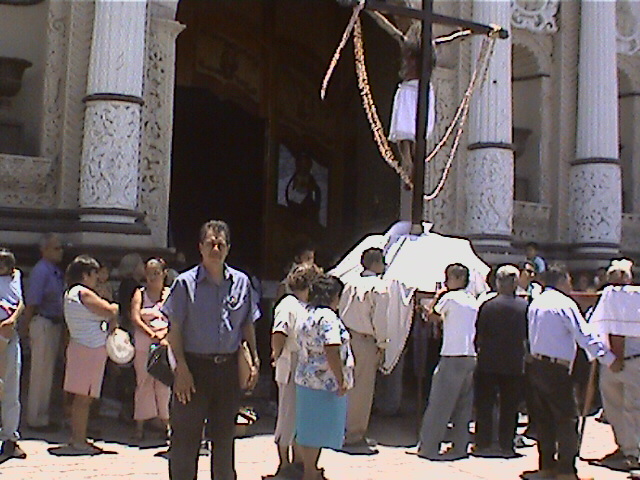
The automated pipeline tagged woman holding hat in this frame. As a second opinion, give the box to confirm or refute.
[62,255,118,454]
[130,257,171,441]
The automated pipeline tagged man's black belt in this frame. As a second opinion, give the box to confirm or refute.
[624,353,640,361]
[186,352,234,364]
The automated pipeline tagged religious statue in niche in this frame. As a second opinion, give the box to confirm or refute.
[277,145,328,227]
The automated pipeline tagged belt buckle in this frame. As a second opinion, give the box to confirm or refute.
[213,355,227,364]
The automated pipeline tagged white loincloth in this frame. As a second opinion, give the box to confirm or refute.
[389,79,436,143]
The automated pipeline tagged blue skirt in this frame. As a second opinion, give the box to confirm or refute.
[295,385,347,450]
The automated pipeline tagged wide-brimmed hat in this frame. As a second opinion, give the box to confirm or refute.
[106,328,135,365]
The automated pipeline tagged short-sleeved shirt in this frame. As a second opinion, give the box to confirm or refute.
[475,294,528,375]
[272,294,307,384]
[25,259,64,321]
[294,306,354,392]
[434,289,479,356]
[161,264,260,355]
[0,270,23,323]
[64,285,109,348]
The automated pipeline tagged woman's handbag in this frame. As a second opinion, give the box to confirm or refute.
[238,341,255,391]
[147,343,174,387]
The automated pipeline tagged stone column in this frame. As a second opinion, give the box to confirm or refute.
[570,1,621,256]
[464,0,513,255]
[79,0,147,223]
[139,14,185,246]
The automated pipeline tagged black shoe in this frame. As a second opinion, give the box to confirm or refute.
[341,441,379,455]
[1,441,27,459]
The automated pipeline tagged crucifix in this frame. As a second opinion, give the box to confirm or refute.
[339,0,508,233]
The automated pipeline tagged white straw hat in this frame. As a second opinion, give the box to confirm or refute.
[106,328,135,365]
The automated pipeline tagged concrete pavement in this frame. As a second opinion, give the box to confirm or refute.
[0,410,629,479]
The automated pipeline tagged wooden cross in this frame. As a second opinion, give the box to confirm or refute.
[345,0,508,232]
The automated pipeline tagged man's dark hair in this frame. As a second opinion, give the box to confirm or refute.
[199,220,231,246]
[65,254,100,287]
[446,263,470,288]
[525,242,539,251]
[0,248,16,271]
[286,263,321,292]
[361,248,384,270]
[308,274,344,308]
[542,264,569,287]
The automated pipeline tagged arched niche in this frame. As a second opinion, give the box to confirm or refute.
[618,61,640,213]
[512,40,548,204]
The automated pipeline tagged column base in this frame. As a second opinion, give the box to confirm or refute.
[78,208,141,224]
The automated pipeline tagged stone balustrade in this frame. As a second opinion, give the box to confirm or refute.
[0,154,55,207]
[512,200,552,243]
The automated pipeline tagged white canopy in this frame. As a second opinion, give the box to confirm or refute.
[329,222,490,373]
[330,221,490,295]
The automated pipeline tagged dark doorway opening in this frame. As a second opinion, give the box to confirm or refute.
[170,87,265,276]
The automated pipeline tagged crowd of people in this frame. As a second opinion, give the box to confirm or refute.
[0,224,637,480]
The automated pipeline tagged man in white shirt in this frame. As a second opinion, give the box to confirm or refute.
[524,265,618,480]
[339,248,389,455]
[417,263,478,461]
[595,259,640,472]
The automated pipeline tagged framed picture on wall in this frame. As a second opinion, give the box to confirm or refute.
[277,144,328,227]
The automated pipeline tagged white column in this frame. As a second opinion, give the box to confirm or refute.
[464,0,513,251]
[139,15,185,246]
[570,0,621,254]
[79,0,147,223]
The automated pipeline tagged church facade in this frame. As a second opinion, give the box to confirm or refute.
[0,0,639,275]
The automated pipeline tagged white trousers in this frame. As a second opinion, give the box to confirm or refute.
[600,358,640,458]
[0,335,21,441]
[26,316,62,427]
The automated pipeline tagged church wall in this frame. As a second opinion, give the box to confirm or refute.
[0,2,47,156]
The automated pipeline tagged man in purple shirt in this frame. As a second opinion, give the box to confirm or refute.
[23,233,65,431]
[163,220,260,480]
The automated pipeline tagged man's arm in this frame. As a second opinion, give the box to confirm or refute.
[609,334,626,372]
[0,300,24,339]
[163,279,195,404]
[565,304,616,366]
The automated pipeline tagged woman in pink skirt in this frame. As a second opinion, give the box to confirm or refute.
[63,255,119,454]
[130,257,171,440]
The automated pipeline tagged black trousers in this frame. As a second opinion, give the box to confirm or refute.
[170,354,240,480]
[528,358,578,475]
[475,371,523,450]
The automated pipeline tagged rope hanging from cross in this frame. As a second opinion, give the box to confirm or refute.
[321,0,509,229]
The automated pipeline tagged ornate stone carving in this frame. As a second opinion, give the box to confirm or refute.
[39,0,71,207]
[465,149,514,236]
[59,0,95,208]
[80,102,141,210]
[425,67,456,233]
[139,17,185,246]
[617,0,640,56]
[0,155,55,207]
[569,164,622,245]
[512,200,551,242]
[511,0,559,34]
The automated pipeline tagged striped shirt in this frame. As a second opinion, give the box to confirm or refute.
[64,285,109,348]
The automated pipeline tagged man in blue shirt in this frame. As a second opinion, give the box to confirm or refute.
[163,220,260,480]
[524,265,619,480]
[23,233,65,431]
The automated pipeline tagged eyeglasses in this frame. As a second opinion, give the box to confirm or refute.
[203,239,227,249]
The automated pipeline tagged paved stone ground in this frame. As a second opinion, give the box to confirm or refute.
[0,409,629,480]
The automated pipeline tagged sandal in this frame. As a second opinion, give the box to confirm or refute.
[49,442,104,456]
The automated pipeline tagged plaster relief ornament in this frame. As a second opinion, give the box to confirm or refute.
[511,0,559,34]
[617,0,640,55]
